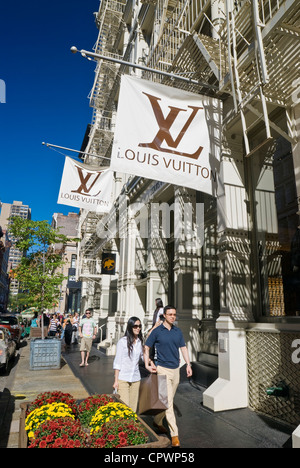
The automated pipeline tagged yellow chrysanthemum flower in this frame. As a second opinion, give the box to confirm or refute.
[89,401,137,434]
[25,402,74,438]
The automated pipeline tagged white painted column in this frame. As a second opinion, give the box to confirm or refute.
[291,103,300,217]
[203,314,249,411]
[292,425,300,448]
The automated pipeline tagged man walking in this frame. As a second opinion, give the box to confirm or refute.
[79,309,97,367]
[144,305,192,447]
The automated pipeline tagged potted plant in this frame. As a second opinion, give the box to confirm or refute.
[19,391,170,449]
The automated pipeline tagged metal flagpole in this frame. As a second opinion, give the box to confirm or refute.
[70,46,219,91]
[42,142,111,161]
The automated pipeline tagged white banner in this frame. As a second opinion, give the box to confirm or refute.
[57,157,113,213]
[110,76,222,196]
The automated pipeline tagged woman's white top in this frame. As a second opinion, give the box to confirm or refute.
[113,336,143,382]
[156,307,164,323]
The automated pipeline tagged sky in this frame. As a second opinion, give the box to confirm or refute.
[0,0,100,222]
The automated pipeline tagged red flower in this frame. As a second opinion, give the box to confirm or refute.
[29,418,87,448]
[89,418,148,448]
[54,437,63,447]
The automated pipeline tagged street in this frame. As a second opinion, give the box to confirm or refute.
[0,347,20,393]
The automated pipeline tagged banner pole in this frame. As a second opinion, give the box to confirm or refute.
[70,47,219,91]
[42,142,111,161]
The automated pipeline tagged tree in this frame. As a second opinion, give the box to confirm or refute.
[8,217,75,313]
[8,292,29,312]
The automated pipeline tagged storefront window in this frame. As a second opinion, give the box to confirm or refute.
[250,137,299,317]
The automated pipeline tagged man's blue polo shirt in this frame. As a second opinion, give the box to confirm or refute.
[145,324,186,369]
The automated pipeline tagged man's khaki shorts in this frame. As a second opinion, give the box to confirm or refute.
[80,337,93,352]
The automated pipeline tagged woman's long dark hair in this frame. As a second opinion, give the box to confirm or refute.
[125,316,143,357]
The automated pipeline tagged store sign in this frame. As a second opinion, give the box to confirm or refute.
[101,253,116,275]
[67,268,82,289]
[57,157,113,213]
[110,76,222,196]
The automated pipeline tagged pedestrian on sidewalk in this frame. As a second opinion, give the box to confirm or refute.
[152,298,164,327]
[72,312,79,344]
[48,314,59,337]
[79,309,97,367]
[144,305,193,448]
[30,312,39,328]
[64,316,73,347]
[113,317,144,412]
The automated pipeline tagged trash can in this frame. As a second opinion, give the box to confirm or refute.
[30,338,61,370]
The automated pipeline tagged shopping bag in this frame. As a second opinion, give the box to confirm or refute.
[138,373,168,415]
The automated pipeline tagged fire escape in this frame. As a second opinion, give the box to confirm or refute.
[87,0,126,162]
[78,0,126,288]
[141,0,299,155]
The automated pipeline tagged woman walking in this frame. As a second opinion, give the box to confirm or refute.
[64,316,74,346]
[48,314,59,337]
[113,317,144,412]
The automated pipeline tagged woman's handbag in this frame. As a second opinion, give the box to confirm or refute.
[138,373,169,415]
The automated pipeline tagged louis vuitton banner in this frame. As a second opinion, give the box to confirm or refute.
[57,157,113,212]
[110,76,222,196]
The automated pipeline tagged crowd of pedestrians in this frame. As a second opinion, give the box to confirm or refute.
[30,311,81,346]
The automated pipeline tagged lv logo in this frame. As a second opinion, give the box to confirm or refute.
[72,166,103,197]
[139,92,204,159]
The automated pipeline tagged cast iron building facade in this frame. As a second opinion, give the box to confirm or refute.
[77,0,300,428]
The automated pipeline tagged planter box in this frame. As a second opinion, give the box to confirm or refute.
[19,396,170,449]
[30,338,61,371]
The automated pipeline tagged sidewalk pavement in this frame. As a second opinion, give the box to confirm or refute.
[0,340,89,448]
[0,339,295,449]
